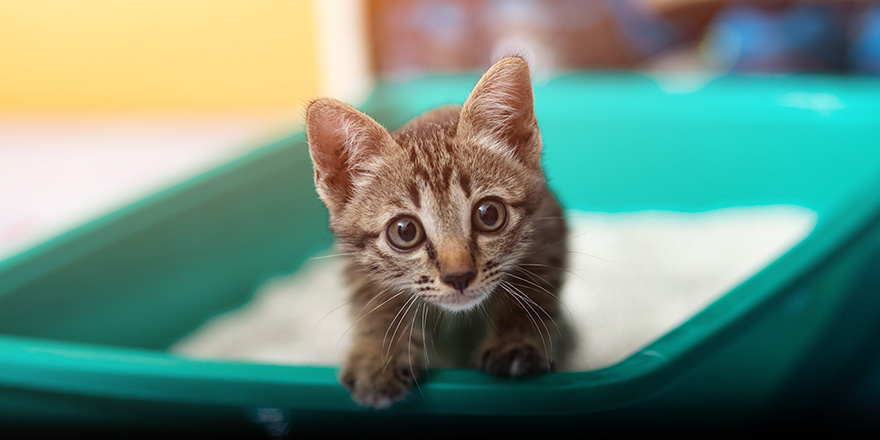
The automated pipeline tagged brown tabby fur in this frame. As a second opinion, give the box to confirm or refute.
[306,57,567,409]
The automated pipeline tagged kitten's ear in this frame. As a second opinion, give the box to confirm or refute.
[306,98,394,214]
[458,56,542,169]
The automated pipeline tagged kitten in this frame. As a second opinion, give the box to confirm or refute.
[305,56,567,409]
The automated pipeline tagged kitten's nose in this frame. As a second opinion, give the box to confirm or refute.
[441,271,476,291]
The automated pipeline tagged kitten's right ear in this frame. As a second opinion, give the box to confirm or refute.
[458,56,542,170]
[306,98,394,214]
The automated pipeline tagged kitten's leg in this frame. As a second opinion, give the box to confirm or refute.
[339,282,425,409]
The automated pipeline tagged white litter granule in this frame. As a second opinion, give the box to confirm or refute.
[170,205,817,371]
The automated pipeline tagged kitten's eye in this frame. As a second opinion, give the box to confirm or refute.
[473,198,507,233]
[386,216,425,251]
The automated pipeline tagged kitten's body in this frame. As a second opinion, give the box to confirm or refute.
[306,57,566,409]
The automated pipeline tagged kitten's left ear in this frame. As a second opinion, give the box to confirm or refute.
[458,56,542,169]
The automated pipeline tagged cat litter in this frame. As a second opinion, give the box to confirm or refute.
[171,205,816,372]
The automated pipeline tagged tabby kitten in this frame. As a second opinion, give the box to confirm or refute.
[306,56,567,409]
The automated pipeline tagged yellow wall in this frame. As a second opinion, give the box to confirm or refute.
[0,1,319,110]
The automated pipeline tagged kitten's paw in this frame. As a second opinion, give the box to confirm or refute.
[479,339,552,378]
[339,356,420,409]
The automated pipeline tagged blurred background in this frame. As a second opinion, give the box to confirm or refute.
[1,0,879,260]
[1,2,880,434]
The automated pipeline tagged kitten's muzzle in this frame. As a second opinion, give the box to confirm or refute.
[441,270,476,291]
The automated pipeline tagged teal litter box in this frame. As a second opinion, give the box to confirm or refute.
[2,72,880,434]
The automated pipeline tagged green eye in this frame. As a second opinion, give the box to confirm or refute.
[386,216,425,251]
[473,198,507,233]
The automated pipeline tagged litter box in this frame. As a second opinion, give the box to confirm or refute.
[2,72,880,434]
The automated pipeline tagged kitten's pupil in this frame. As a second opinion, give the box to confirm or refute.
[473,199,507,233]
[397,220,417,242]
[478,204,499,227]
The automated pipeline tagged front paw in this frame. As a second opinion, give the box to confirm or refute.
[479,338,552,378]
[339,353,420,409]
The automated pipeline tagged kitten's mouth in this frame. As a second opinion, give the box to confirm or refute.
[425,289,489,312]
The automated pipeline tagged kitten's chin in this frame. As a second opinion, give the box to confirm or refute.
[429,290,489,313]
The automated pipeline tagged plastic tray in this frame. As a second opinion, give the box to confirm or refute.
[2,72,880,434]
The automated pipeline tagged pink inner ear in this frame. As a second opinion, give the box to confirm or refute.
[306,101,355,211]
[306,99,393,211]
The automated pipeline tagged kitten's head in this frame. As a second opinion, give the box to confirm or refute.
[306,56,546,312]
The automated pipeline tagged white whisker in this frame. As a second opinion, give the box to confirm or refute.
[307,252,357,261]
[531,222,600,254]
[519,262,589,281]
[504,272,558,299]
[307,296,357,337]
[408,303,432,408]
[504,280,560,337]
[384,294,419,365]
[499,281,551,363]
[565,250,616,264]
[510,266,576,323]
[421,302,430,366]
[337,288,405,346]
